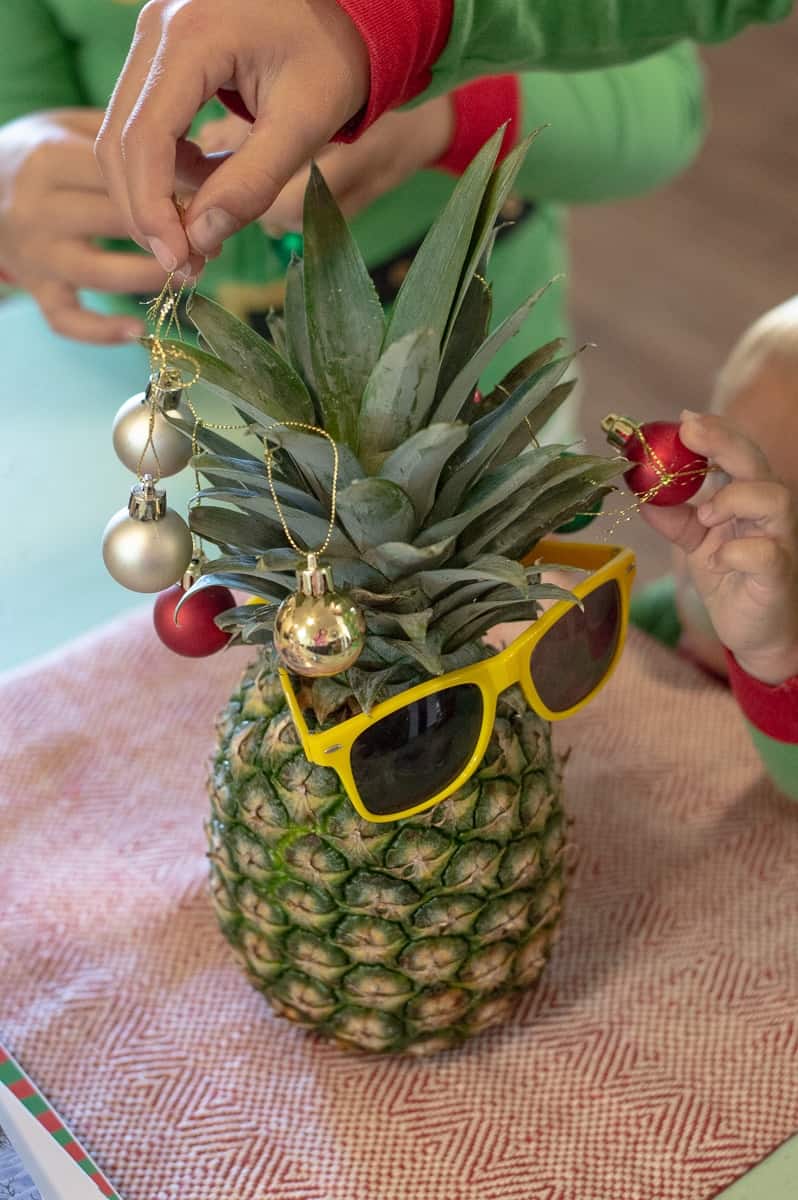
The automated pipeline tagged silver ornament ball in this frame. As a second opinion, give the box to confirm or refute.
[112,373,192,477]
[102,477,193,593]
[274,556,366,678]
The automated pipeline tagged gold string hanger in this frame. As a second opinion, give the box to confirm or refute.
[264,422,340,565]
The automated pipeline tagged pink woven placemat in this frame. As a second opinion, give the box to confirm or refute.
[1,612,796,1200]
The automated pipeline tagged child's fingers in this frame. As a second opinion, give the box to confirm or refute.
[697,479,794,532]
[710,535,792,585]
[44,192,133,239]
[32,280,144,343]
[51,241,168,293]
[638,501,708,554]
[680,411,773,483]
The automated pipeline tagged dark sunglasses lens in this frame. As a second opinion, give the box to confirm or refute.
[529,579,621,713]
[350,684,484,817]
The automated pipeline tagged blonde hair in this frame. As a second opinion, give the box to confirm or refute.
[712,295,798,412]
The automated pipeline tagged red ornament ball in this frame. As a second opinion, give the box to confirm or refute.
[604,415,708,507]
[153,583,235,657]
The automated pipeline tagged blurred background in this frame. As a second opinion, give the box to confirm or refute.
[574,9,797,583]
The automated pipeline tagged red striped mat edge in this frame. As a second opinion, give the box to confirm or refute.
[0,1043,119,1199]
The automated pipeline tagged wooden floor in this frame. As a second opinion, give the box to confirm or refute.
[572,10,798,582]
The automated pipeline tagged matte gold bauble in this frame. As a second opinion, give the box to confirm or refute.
[112,371,192,478]
[102,475,193,593]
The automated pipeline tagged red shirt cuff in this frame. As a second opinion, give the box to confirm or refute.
[724,649,798,743]
[334,0,453,139]
[434,75,521,175]
[0,268,14,285]
[219,1,453,139]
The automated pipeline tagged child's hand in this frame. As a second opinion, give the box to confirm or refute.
[0,109,167,342]
[642,411,798,684]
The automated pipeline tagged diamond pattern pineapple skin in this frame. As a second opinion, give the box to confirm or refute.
[208,658,567,1055]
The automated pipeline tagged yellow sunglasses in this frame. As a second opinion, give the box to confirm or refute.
[280,539,636,823]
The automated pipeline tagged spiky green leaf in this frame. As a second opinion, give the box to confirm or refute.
[184,572,286,603]
[433,283,559,425]
[383,128,504,352]
[169,416,262,467]
[429,354,574,522]
[311,677,354,723]
[189,506,280,555]
[284,255,319,398]
[417,444,565,547]
[491,380,576,466]
[196,487,355,555]
[265,426,362,508]
[336,478,417,552]
[358,329,439,472]
[445,128,545,345]
[194,470,327,518]
[378,424,468,523]
[415,555,528,601]
[364,607,433,643]
[434,269,492,408]
[457,457,622,563]
[303,164,385,447]
[346,663,415,715]
[363,537,458,582]
[187,293,315,424]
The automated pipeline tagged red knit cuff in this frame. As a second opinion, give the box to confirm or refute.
[218,1,453,140]
[724,649,798,743]
[333,0,453,139]
[435,75,521,175]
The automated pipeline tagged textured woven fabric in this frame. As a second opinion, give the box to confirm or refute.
[1,612,796,1200]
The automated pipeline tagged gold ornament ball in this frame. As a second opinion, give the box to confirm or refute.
[112,389,192,478]
[274,585,366,677]
[102,507,193,593]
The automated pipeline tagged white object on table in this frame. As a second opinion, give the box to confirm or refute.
[0,1083,117,1200]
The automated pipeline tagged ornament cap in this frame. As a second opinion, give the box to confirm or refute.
[601,413,638,450]
[148,367,184,410]
[128,474,167,521]
[296,552,335,599]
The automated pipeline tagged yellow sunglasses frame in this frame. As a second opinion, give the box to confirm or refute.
[280,538,636,823]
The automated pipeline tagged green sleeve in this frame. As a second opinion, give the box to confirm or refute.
[0,0,84,127]
[513,42,705,204]
[432,0,792,83]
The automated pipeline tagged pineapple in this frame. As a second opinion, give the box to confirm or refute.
[165,129,622,1055]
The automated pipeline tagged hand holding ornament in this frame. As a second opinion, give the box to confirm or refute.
[640,411,798,686]
[0,108,167,343]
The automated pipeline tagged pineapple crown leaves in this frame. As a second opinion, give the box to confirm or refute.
[168,131,624,712]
